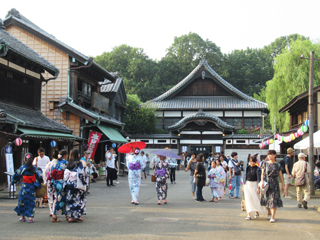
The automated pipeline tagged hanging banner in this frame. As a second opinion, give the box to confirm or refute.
[5,146,15,192]
[86,131,102,160]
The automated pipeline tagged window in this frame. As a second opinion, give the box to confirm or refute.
[140,140,149,143]
[244,118,261,128]
[164,118,181,128]
[156,118,163,129]
[236,140,246,144]
[157,140,166,143]
[226,118,242,129]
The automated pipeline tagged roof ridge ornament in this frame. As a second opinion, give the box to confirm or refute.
[7,8,21,19]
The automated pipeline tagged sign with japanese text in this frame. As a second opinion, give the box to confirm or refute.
[5,146,15,191]
[86,131,102,160]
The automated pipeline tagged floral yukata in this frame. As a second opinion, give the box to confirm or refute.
[11,164,41,218]
[43,159,56,215]
[51,159,68,215]
[154,160,170,200]
[64,161,87,220]
[127,154,145,202]
[208,166,225,198]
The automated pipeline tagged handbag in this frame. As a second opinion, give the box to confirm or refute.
[295,162,307,187]
[36,183,47,198]
[259,162,269,194]
[205,178,210,186]
[151,174,156,182]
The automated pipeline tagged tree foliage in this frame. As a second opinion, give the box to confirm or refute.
[124,94,158,134]
[265,39,320,133]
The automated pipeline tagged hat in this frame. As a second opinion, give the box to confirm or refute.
[287,148,294,154]
[298,153,307,158]
[84,151,90,154]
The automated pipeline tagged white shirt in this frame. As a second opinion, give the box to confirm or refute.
[32,155,50,171]
[106,152,115,168]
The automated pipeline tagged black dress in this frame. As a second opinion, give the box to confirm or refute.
[195,162,206,187]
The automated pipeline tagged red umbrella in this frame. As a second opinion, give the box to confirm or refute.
[118,141,146,153]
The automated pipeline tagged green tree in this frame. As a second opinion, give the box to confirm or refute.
[124,94,158,134]
[265,39,320,133]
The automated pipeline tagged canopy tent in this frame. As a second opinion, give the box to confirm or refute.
[293,130,320,149]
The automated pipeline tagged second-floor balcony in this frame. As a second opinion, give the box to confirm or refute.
[77,91,91,104]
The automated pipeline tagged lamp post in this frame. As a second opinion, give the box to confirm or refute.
[300,52,320,195]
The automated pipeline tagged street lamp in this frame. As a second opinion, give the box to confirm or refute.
[300,52,320,195]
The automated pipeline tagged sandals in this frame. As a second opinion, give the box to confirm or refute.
[131,201,134,204]
[52,217,61,223]
[68,219,78,223]
[28,219,34,223]
[209,199,214,202]
[77,218,83,221]
[246,216,251,220]
[164,200,167,204]
[270,219,275,223]
[19,217,26,222]
[134,202,139,205]
[255,212,259,219]
[157,202,161,205]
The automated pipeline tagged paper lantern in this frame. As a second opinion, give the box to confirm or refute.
[267,140,270,145]
[259,144,263,149]
[270,139,274,144]
[294,132,299,138]
[290,134,295,140]
[302,125,308,133]
[50,141,57,147]
[112,143,116,148]
[297,129,302,135]
[282,136,285,142]
[14,138,22,146]
[305,119,309,127]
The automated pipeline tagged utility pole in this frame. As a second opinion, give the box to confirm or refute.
[301,52,320,195]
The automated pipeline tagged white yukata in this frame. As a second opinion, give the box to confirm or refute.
[127,154,146,202]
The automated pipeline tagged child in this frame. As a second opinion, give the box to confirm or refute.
[208,161,222,203]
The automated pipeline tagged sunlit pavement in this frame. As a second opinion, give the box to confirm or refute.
[0,170,319,240]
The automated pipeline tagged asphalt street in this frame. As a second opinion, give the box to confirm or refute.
[0,170,319,240]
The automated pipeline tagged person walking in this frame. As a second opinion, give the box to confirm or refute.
[220,155,229,194]
[228,152,242,199]
[208,160,223,202]
[215,159,226,199]
[141,151,147,179]
[283,148,294,198]
[43,150,58,217]
[106,147,116,187]
[194,153,207,202]
[292,153,311,209]
[260,150,284,223]
[145,153,151,175]
[155,155,170,205]
[127,148,145,205]
[242,155,263,220]
[81,151,90,194]
[11,153,41,223]
[185,153,197,199]
[168,157,177,184]
[50,149,68,222]
[64,149,87,222]
[32,148,50,208]
[151,154,160,170]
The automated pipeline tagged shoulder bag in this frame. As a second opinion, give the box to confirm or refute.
[259,162,269,194]
[295,162,307,187]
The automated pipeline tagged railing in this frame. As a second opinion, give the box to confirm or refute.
[77,91,91,104]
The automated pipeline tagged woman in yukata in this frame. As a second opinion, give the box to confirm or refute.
[50,149,68,222]
[215,159,226,199]
[208,160,224,202]
[154,155,170,205]
[64,149,87,222]
[43,149,58,217]
[11,153,41,223]
[127,147,145,205]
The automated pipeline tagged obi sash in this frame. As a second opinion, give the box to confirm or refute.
[155,168,166,176]
[129,162,141,171]
[22,175,35,184]
[51,169,64,180]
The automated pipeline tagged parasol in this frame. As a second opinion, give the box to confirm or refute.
[150,149,182,159]
[118,141,146,154]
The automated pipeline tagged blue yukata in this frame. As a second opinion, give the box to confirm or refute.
[11,164,41,218]
[127,154,145,202]
[51,159,68,215]
[208,167,223,199]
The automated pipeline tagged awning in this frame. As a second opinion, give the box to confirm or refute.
[294,130,320,150]
[18,128,79,140]
[97,125,128,143]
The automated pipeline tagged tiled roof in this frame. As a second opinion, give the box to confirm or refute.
[129,133,180,139]
[0,23,59,77]
[167,110,234,131]
[101,77,123,93]
[147,96,267,110]
[0,102,72,133]
[58,101,124,127]
[4,9,115,81]
[147,58,267,110]
[223,134,272,139]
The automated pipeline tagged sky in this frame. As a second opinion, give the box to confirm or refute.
[1,0,319,61]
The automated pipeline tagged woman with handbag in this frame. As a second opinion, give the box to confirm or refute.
[64,149,87,222]
[154,155,170,205]
[50,149,68,222]
[260,150,284,223]
[242,155,264,220]
[194,153,206,202]
[11,153,41,223]
[185,153,197,199]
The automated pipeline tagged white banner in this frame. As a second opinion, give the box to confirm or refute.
[5,146,15,191]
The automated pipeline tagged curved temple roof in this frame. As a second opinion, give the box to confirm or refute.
[167,110,234,131]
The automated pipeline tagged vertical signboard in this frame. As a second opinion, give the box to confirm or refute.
[86,131,102,160]
[5,146,15,191]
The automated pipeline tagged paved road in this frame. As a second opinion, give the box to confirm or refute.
[0,170,319,239]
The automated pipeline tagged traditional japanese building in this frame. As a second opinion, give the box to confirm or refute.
[0,20,79,189]
[134,58,269,160]
[3,9,127,163]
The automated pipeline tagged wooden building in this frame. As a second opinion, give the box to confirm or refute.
[0,20,79,189]
[3,9,127,163]
[135,58,269,161]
